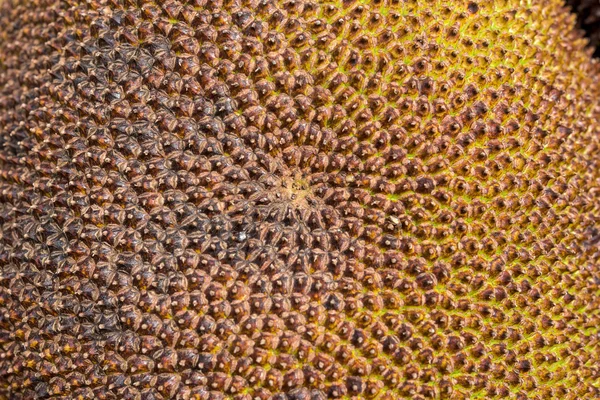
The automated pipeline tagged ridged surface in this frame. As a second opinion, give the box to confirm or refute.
[0,0,599,398]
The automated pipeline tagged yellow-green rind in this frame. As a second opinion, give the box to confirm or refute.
[0,0,599,399]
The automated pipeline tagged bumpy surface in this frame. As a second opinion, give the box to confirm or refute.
[567,0,600,56]
[0,0,599,398]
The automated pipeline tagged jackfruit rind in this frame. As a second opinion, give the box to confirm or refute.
[567,0,600,56]
[0,0,599,399]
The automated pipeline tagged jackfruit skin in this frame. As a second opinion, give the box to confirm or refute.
[567,0,600,56]
[0,0,599,398]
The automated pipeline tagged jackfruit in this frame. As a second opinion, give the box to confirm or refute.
[0,0,599,399]
[568,0,600,56]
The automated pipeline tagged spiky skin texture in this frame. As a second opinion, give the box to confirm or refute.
[567,0,600,56]
[0,0,599,398]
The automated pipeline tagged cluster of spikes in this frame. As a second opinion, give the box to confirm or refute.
[567,0,600,57]
[0,0,599,399]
